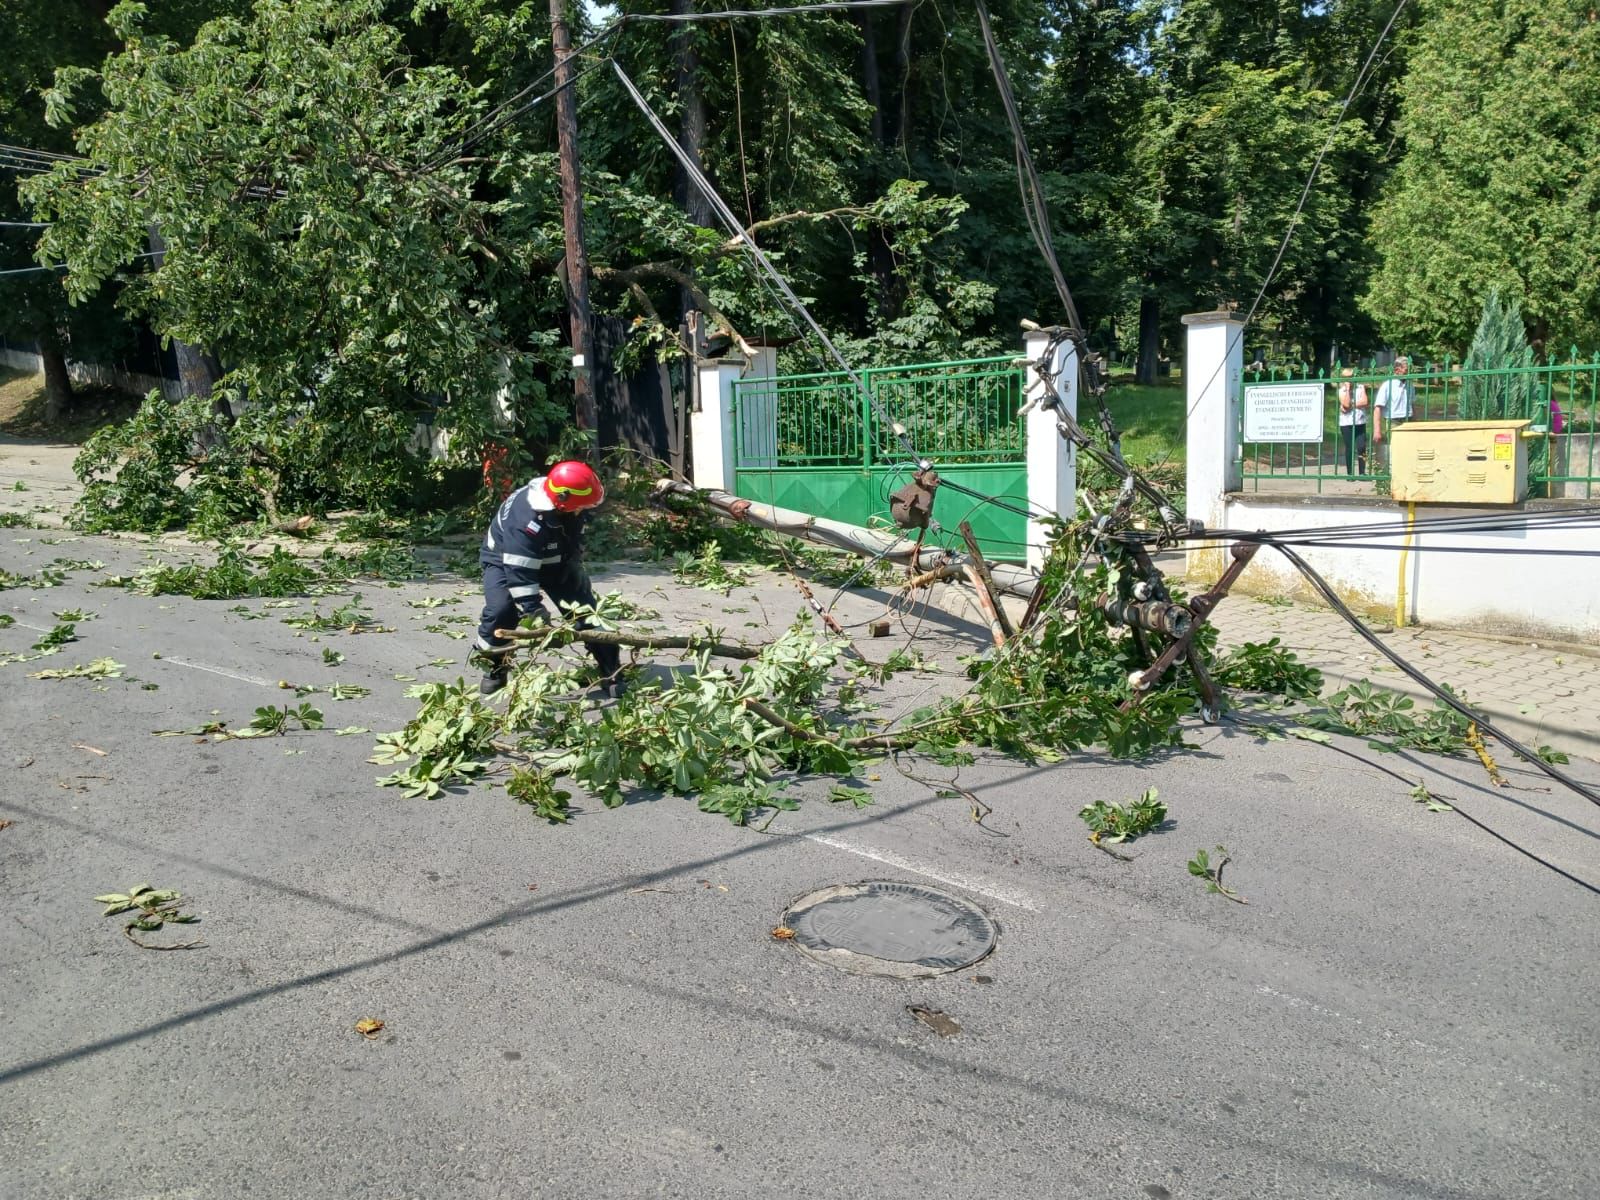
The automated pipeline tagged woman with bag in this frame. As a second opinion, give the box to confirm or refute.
[1337,367,1370,477]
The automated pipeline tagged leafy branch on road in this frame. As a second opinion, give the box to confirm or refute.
[29,657,125,680]
[155,704,324,740]
[1079,787,1167,859]
[95,884,203,950]
[1188,846,1247,904]
[370,517,1330,826]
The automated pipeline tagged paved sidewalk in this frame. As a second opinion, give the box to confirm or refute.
[1209,594,1600,764]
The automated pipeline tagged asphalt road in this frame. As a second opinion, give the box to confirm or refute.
[2,530,1598,1200]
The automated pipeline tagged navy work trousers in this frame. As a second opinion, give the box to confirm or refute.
[476,561,620,677]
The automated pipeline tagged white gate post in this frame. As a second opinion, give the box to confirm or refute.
[1182,309,1245,577]
[690,357,746,492]
[1023,327,1078,571]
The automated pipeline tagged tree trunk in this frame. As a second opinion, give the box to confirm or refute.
[893,2,913,150]
[856,11,884,147]
[673,0,714,322]
[147,225,232,422]
[1135,296,1160,386]
[40,343,73,426]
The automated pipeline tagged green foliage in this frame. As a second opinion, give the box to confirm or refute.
[1461,289,1538,421]
[29,657,125,680]
[243,703,325,736]
[370,679,496,798]
[506,766,572,823]
[672,540,754,594]
[30,621,77,653]
[93,883,202,947]
[1078,787,1166,845]
[928,527,1218,762]
[1408,782,1454,813]
[1365,0,1600,352]
[1187,846,1246,904]
[104,541,422,602]
[1302,681,1471,756]
[112,546,323,599]
[828,784,874,810]
[1214,637,1323,702]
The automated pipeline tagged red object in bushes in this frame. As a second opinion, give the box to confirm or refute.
[482,443,516,501]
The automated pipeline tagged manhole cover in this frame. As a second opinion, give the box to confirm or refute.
[779,881,997,978]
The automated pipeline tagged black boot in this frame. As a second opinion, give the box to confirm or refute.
[479,664,509,696]
[471,649,510,696]
[590,641,624,699]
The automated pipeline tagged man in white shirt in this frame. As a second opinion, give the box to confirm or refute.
[1372,356,1414,447]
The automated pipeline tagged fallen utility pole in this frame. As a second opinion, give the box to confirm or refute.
[652,479,1041,599]
[550,0,597,433]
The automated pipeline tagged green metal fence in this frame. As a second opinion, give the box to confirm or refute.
[1239,352,1600,498]
[730,356,1030,560]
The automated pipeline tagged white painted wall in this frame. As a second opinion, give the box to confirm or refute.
[1215,494,1600,639]
[1,346,181,401]
[1183,311,1600,640]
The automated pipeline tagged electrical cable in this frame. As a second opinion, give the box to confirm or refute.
[0,251,160,277]
[1224,714,1600,900]
[429,0,908,172]
[1149,0,1412,480]
[1269,540,1600,808]
[614,54,1042,541]
[421,56,614,173]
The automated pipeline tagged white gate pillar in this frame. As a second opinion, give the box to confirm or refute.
[690,358,746,492]
[1182,309,1245,577]
[1023,328,1078,571]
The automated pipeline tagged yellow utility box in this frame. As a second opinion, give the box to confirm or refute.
[1389,419,1531,504]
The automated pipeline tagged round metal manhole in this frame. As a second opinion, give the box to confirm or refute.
[778,881,997,979]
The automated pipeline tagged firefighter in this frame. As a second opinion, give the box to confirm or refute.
[471,460,623,697]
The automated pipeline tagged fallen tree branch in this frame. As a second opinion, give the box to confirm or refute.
[494,627,766,660]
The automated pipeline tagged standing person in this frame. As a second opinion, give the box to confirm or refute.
[1337,367,1370,477]
[1372,356,1414,455]
[471,461,623,697]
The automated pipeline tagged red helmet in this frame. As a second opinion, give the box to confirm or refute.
[542,460,605,512]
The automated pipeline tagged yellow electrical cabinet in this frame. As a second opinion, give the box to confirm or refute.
[1389,419,1531,504]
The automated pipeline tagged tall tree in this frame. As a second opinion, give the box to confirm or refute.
[1364,0,1600,355]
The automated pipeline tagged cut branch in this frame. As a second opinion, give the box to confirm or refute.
[494,626,765,660]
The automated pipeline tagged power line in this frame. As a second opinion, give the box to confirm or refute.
[0,251,160,277]
[1227,715,1600,900]
[1151,0,1413,478]
[431,0,908,172]
[1269,540,1600,809]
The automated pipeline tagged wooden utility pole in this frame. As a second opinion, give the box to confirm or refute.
[549,0,597,433]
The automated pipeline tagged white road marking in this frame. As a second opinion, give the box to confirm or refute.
[802,832,1039,911]
[160,656,279,688]
[13,621,273,689]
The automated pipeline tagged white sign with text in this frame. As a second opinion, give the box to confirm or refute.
[1243,383,1324,443]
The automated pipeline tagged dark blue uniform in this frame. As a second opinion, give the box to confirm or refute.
[474,479,619,679]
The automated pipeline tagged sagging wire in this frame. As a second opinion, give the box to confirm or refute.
[429,0,910,174]
[1147,0,1413,480]
[973,0,1182,540]
[1225,713,1600,900]
[1264,541,1600,809]
[611,58,1035,534]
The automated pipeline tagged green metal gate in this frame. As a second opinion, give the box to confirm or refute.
[731,356,1029,562]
